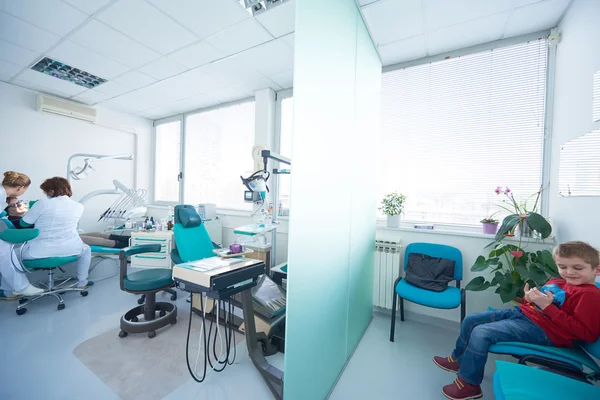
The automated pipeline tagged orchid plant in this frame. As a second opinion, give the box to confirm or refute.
[465,185,556,303]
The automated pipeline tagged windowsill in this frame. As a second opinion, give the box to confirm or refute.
[376,221,555,244]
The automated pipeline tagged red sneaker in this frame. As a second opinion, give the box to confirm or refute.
[433,355,460,373]
[442,377,483,400]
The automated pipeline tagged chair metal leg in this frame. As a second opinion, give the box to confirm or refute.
[460,289,466,322]
[400,298,405,322]
[390,292,397,342]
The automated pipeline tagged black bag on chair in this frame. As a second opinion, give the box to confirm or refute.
[404,253,455,292]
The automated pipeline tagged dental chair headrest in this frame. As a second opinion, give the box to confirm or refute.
[175,205,202,228]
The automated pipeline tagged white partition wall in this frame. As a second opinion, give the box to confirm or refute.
[284,1,381,399]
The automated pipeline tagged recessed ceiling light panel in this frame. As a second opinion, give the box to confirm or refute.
[31,57,107,89]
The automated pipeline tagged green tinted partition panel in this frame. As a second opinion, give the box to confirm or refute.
[284,1,381,399]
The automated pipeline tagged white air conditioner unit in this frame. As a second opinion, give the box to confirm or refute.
[36,94,97,123]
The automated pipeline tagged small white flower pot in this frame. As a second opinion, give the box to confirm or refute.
[387,214,401,228]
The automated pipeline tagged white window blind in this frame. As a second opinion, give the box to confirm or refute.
[559,130,600,196]
[154,120,181,202]
[379,39,548,225]
[278,96,294,210]
[183,101,255,210]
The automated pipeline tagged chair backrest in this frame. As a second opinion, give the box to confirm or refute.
[173,205,214,262]
[581,282,600,359]
[403,242,463,281]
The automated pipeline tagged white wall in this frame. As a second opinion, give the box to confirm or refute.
[550,0,600,248]
[0,82,153,233]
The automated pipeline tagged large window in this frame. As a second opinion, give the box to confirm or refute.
[378,39,548,225]
[154,119,181,202]
[184,101,255,210]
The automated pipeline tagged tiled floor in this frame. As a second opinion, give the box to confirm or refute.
[0,264,495,400]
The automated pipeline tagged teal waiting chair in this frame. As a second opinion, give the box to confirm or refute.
[390,242,465,342]
[489,282,600,383]
[118,244,177,338]
[493,361,600,399]
[0,219,88,315]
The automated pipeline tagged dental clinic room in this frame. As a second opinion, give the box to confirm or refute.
[2,0,600,399]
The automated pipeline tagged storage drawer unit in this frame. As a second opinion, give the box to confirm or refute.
[130,231,173,269]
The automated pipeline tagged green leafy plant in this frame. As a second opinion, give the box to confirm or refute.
[465,243,559,303]
[379,192,407,216]
[494,185,552,241]
[480,214,499,224]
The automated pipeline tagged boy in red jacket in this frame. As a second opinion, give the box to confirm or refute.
[433,241,600,400]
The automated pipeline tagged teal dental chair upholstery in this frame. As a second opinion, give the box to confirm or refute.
[488,282,600,383]
[493,361,600,400]
[390,243,465,342]
[171,204,216,264]
[118,244,177,338]
[0,219,88,315]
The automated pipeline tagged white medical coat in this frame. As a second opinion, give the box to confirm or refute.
[0,186,6,209]
[21,196,85,258]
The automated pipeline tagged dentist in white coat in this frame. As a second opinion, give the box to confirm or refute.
[20,177,92,288]
[0,171,44,299]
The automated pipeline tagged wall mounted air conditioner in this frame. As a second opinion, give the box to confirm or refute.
[36,94,97,123]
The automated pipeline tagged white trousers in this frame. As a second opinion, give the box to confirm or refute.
[22,244,92,287]
[0,240,31,292]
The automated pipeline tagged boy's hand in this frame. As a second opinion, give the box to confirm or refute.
[523,283,533,303]
[529,288,554,310]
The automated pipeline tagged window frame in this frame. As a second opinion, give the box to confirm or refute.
[274,88,293,215]
[152,114,183,205]
[378,30,556,226]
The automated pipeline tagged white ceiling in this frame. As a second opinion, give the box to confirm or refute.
[0,0,571,120]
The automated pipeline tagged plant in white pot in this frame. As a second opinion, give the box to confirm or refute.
[380,192,407,228]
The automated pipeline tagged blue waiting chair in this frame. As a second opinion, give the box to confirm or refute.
[390,243,465,342]
[489,282,600,383]
[493,360,600,399]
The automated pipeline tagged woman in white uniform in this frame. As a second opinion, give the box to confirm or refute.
[0,171,44,299]
[20,177,92,288]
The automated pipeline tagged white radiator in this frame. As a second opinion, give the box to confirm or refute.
[374,240,402,309]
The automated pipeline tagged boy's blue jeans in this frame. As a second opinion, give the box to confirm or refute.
[452,308,553,385]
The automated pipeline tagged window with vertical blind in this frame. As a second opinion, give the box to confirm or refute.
[378,39,548,225]
[278,96,294,211]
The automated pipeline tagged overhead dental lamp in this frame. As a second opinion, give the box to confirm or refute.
[67,153,133,182]
[241,169,270,203]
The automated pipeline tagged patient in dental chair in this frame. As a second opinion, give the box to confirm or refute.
[79,232,130,249]
[4,197,33,229]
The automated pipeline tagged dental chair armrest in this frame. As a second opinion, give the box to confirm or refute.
[0,229,40,244]
[119,244,162,291]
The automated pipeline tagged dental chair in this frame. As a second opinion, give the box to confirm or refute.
[488,282,600,384]
[493,361,600,399]
[171,204,216,264]
[118,244,177,338]
[0,218,88,315]
[390,243,465,342]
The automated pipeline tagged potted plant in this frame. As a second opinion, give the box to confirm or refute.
[494,185,552,240]
[379,192,407,228]
[480,215,499,235]
[465,242,560,303]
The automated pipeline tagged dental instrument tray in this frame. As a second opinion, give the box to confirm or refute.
[212,248,255,258]
[173,257,265,296]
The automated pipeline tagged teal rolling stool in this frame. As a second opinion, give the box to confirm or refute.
[118,244,177,339]
[0,229,88,315]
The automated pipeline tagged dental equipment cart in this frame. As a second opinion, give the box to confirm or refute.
[172,257,284,400]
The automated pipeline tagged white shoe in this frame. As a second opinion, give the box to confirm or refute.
[14,284,44,296]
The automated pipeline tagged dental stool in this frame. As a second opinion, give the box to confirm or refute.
[118,244,177,339]
[0,228,88,315]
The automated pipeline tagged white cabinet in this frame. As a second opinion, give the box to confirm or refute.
[130,231,173,269]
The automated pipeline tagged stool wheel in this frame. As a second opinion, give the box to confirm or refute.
[137,297,144,305]
[159,310,166,317]
[57,303,65,311]
[170,293,177,301]
[80,290,88,297]
[171,319,177,325]
[131,316,138,323]
[19,298,27,305]
[118,331,128,338]
[148,330,156,339]
[16,308,27,315]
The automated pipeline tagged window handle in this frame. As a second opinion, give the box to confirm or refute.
[177,172,183,181]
